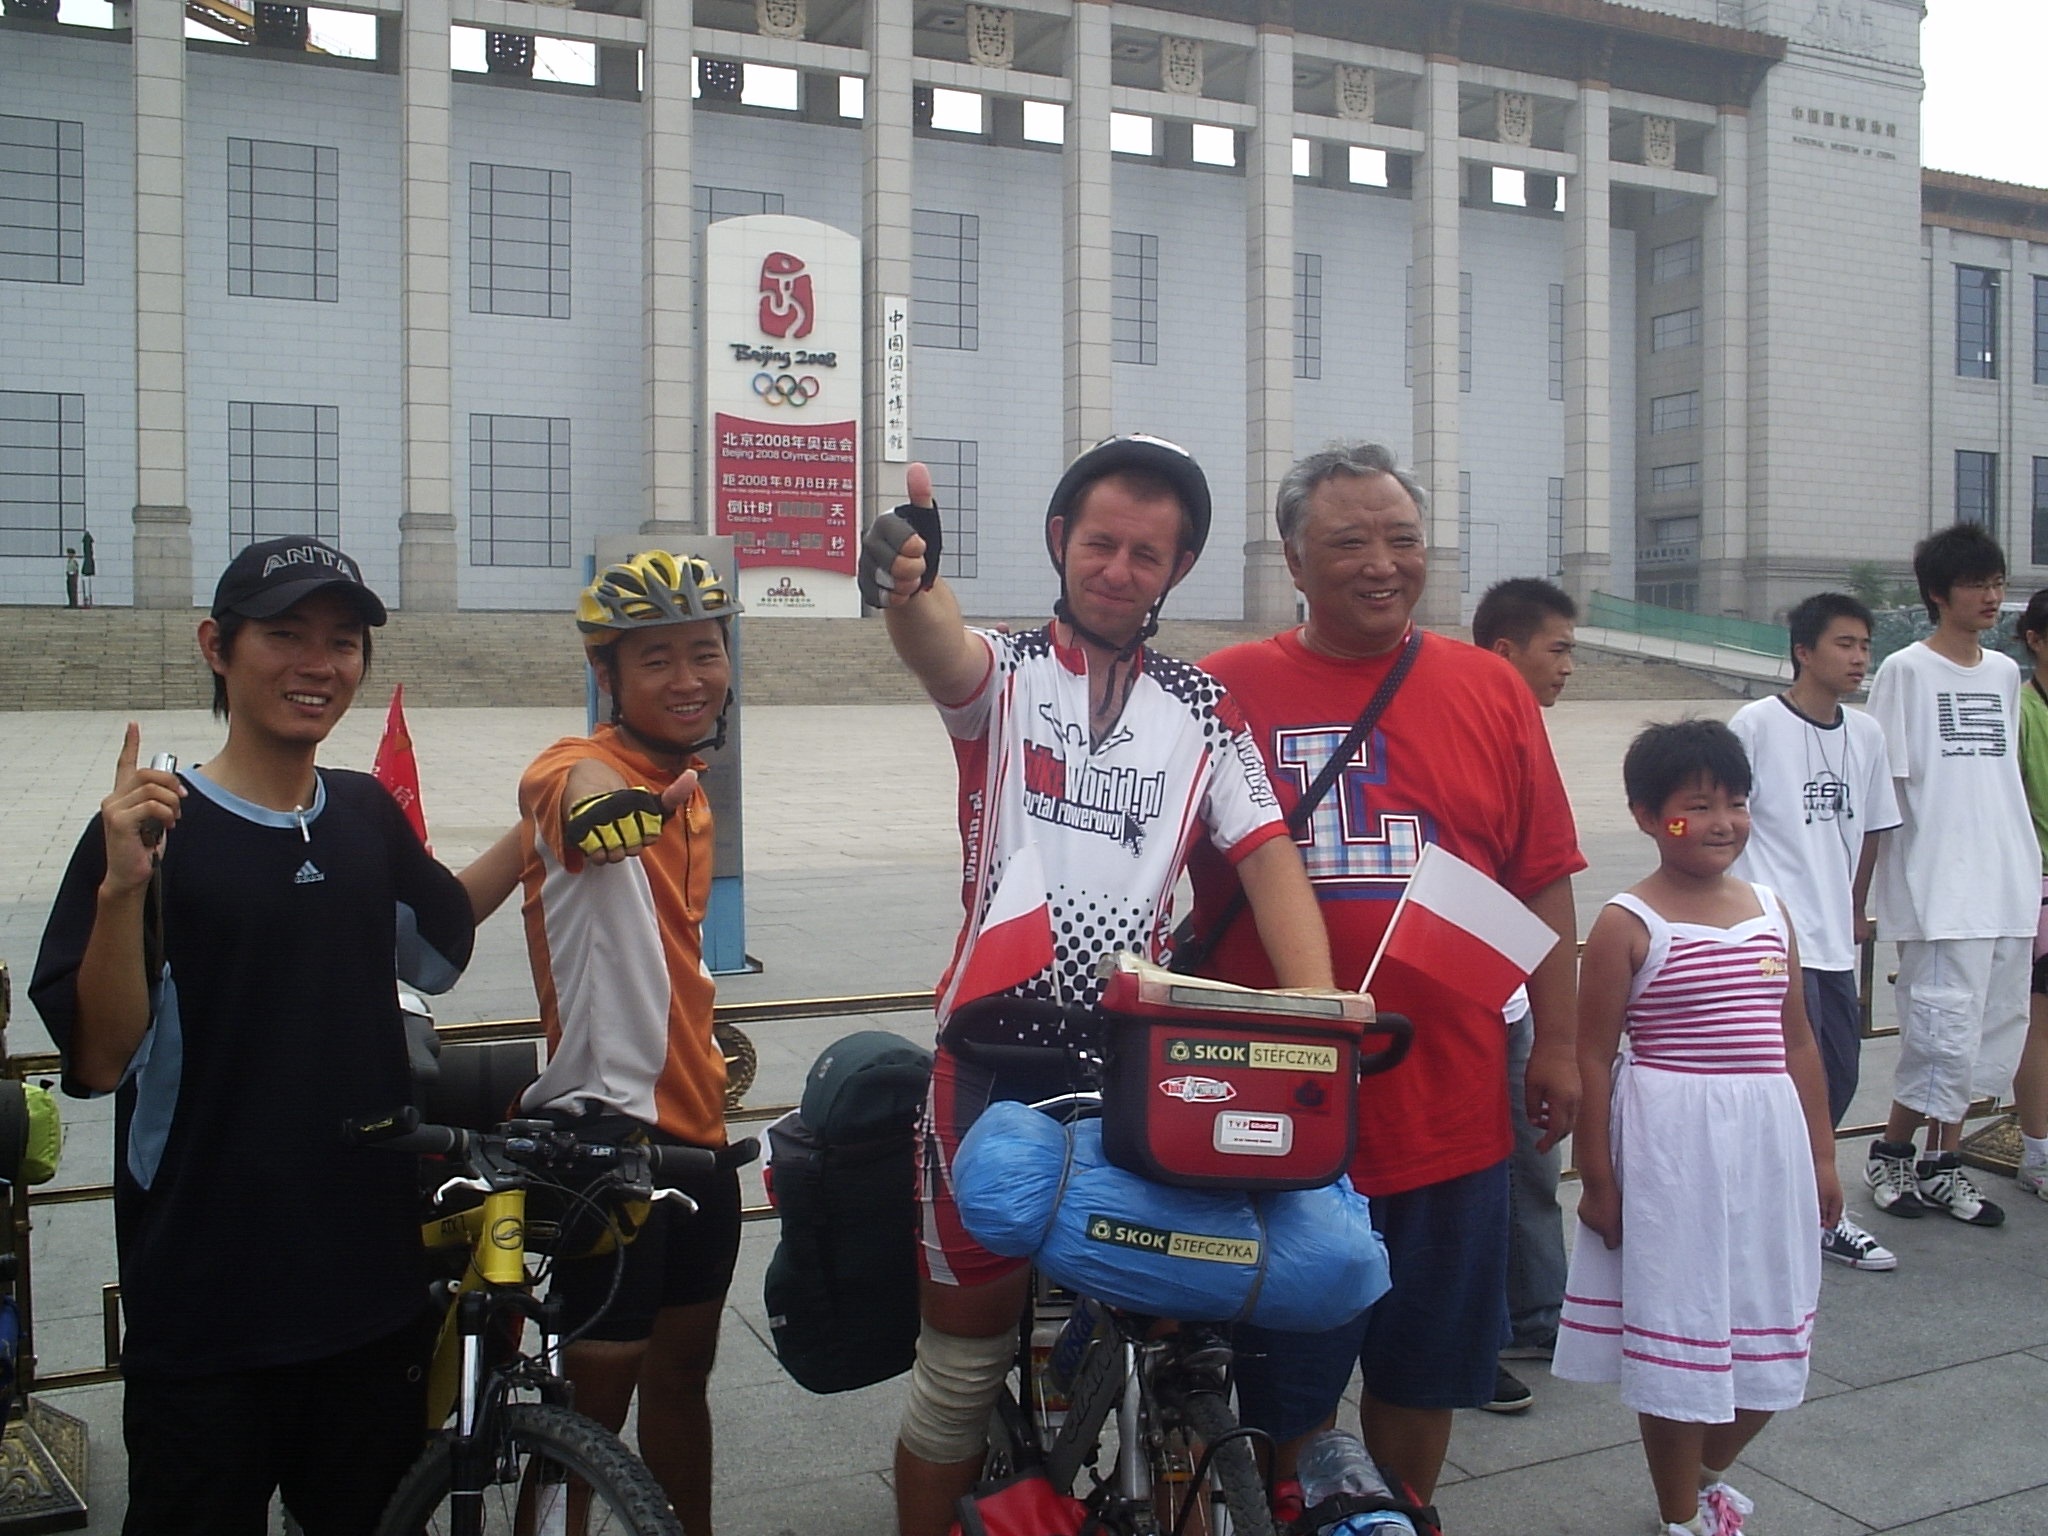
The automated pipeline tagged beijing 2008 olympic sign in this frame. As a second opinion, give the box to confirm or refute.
[703,215,861,616]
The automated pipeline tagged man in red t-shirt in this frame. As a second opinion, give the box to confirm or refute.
[1187,444,1585,1502]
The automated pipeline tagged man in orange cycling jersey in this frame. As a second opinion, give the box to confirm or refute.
[512,551,742,1536]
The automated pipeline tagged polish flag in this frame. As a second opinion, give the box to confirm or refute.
[1362,844,1558,1011]
[371,684,432,853]
[939,843,1056,1018]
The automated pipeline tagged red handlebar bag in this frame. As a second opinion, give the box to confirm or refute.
[1096,955,1368,1191]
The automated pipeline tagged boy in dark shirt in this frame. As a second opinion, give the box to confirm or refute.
[31,537,486,1536]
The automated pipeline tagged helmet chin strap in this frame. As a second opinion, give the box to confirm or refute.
[615,697,732,762]
[1053,558,1168,744]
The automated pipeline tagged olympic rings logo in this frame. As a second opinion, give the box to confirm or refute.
[752,372,820,407]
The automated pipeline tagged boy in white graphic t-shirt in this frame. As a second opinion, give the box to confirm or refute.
[1730,592,1901,1268]
[1864,524,2035,1228]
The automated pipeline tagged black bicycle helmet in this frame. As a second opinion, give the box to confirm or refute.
[1044,433,1212,562]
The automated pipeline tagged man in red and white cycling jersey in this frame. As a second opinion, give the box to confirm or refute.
[861,435,1335,1536]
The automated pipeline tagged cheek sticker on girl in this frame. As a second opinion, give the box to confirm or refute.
[1666,817,1689,838]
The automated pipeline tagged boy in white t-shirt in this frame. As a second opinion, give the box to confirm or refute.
[1471,577,1578,1412]
[1864,524,2035,1228]
[1730,593,1902,1269]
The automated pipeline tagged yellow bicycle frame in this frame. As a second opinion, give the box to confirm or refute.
[419,1186,532,1429]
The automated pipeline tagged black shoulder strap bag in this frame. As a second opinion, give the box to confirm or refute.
[1170,627,1423,975]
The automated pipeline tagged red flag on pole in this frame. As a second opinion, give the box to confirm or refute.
[372,683,431,853]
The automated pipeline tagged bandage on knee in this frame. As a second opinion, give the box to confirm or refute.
[896,1323,1015,1464]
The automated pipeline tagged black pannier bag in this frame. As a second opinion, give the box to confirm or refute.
[763,1030,932,1393]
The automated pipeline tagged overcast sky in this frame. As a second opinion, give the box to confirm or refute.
[1920,1,2048,187]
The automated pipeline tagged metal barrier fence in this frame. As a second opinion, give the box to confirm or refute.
[0,956,2011,1399]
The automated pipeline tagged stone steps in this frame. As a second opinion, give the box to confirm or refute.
[0,608,1734,711]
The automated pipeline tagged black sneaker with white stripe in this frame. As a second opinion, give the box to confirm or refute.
[1820,1213,1897,1270]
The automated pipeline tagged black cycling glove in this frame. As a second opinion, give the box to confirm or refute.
[564,787,667,857]
[858,500,943,608]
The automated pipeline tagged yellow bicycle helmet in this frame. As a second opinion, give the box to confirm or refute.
[577,551,742,653]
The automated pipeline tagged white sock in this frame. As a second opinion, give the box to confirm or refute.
[2022,1133,2048,1168]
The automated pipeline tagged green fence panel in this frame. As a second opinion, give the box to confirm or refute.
[1587,592,1788,658]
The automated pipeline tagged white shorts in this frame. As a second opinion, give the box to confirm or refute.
[1892,937,2030,1123]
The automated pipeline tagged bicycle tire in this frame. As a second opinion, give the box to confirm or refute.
[1179,1391,1275,1536]
[375,1401,684,1536]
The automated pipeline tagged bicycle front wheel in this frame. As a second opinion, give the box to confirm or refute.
[376,1401,684,1536]
[1177,1391,1275,1536]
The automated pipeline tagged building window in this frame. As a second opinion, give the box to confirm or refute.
[693,186,785,227]
[1956,266,1998,379]
[1112,230,1158,365]
[229,402,339,544]
[2033,458,2048,567]
[1650,462,1701,495]
[1548,284,1564,402]
[1650,308,1700,352]
[2035,276,2048,387]
[0,390,84,557]
[912,435,977,580]
[1650,390,1700,433]
[1460,271,1473,393]
[1649,236,1700,284]
[1956,449,1998,533]
[469,414,570,568]
[1654,514,1702,544]
[912,209,979,351]
[1547,476,1564,576]
[1640,580,1699,612]
[0,115,84,286]
[228,138,338,303]
[1294,252,1322,380]
[1459,470,1472,594]
[469,163,570,319]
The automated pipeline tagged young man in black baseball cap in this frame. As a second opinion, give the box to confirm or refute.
[31,536,502,1535]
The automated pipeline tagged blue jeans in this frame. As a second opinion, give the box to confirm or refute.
[1505,1007,1565,1351]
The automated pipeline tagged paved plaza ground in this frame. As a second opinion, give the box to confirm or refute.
[2,695,2046,1533]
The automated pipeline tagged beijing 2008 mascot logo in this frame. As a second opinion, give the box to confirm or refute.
[758,251,814,339]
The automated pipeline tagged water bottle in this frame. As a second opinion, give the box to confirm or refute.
[1295,1430,1417,1535]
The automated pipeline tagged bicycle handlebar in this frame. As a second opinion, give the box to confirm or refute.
[342,1106,761,1187]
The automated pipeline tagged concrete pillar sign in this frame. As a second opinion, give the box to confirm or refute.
[643,0,699,537]
[863,0,915,511]
[1243,16,1297,625]
[130,0,192,608]
[399,0,459,610]
[1064,0,1115,457]
[1411,56,1463,626]
[1563,79,1613,606]
[1700,107,1750,616]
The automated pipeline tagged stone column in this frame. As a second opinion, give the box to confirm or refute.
[1562,78,1613,606]
[863,0,914,510]
[1699,106,1749,616]
[1411,55,1462,626]
[131,0,191,608]
[643,0,698,535]
[1064,0,1114,456]
[1242,8,1296,624]
[399,0,458,609]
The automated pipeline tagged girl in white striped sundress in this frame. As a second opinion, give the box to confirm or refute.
[1553,720,1843,1536]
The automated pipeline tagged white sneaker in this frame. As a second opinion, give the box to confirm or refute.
[1699,1478,1754,1534]
[2016,1160,2048,1202]
[1865,1138,1929,1217]
[1820,1213,1897,1270]
[1916,1153,2006,1227]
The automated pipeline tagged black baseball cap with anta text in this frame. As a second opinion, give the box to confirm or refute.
[211,537,389,626]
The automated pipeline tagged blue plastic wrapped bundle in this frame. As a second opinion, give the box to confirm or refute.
[953,1101,1390,1331]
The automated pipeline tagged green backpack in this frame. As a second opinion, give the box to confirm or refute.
[763,1031,932,1394]
[0,1080,62,1187]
